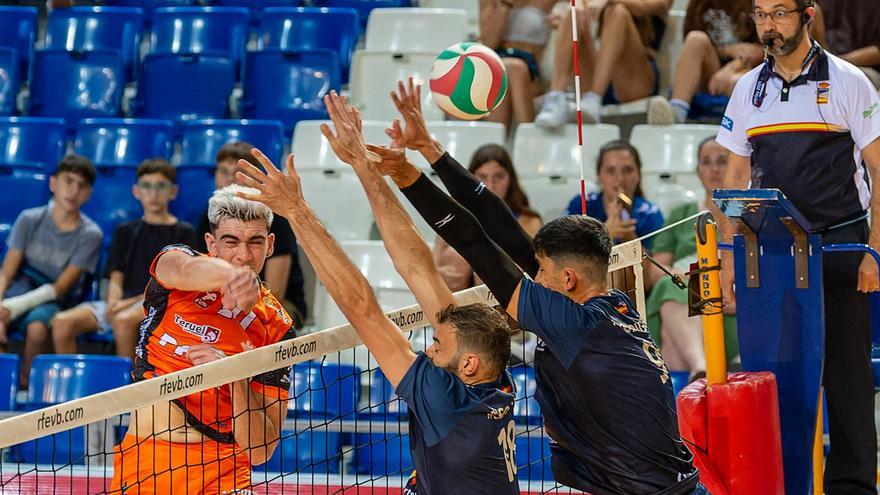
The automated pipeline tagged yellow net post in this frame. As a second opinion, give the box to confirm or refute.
[813,391,824,494]
[695,215,727,386]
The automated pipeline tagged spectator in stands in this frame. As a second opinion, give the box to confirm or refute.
[0,155,102,388]
[565,140,663,248]
[51,160,197,361]
[434,144,542,292]
[816,0,880,88]
[649,0,829,124]
[196,142,308,327]
[647,0,761,124]
[479,0,556,131]
[536,0,673,128]
[645,138,738,380]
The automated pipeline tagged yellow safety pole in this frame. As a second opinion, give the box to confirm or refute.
[695,218,727,386]
[813,391,824,494]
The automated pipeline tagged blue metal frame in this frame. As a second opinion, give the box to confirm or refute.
[714,189,823,495]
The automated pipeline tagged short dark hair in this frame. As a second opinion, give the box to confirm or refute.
[136,158,176,182]
[216,141,258,167]
[437,303,511,375]
[596,140,644,198]
[533,215,612,283]
[54,154,96,186]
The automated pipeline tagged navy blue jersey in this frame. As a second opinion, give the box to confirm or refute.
[517,280,699,494]
[395,353,520,495]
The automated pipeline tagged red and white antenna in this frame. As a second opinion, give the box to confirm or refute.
[570,0,587,215]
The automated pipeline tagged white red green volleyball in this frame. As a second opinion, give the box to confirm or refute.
[429,42,508,121]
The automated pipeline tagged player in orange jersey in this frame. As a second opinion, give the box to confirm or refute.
[110,185,296,495]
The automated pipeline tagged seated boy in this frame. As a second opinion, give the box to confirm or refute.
[52,159,197,360]
[0,155,103,388]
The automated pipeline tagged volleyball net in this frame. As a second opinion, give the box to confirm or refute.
[0,240,645,495]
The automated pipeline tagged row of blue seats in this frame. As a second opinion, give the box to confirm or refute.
[1,2,400,82]
[0,117,287,242]
[0,6,370,128]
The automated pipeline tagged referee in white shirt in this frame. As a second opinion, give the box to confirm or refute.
[716,0,880,492]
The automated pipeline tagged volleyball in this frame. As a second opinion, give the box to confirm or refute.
[429,42,508,121]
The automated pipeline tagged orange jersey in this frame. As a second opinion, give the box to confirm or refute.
[133,244,296,444]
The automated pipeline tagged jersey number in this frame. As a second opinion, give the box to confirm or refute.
[496,419,517,482]
[642,341,670,384]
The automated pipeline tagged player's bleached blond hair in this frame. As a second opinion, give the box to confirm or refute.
[207,184,274,232]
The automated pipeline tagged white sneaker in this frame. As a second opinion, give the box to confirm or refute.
[535,91,569,129]
[581,93,601,124]
[647,96,676,125]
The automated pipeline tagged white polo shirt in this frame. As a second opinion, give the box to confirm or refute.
[717,48,880,231]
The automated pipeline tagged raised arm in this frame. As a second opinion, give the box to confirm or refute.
[369,145,525,320]
[319,92,456,327]
[388,78,539,277]
[235,149,417,387]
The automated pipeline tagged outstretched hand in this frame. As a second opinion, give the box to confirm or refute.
[365,143,422,189]
[235,147,305,215]
[388,78,435,153]
[320,91,377,167]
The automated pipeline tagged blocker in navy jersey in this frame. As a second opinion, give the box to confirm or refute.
[396,353,519,495]
[517,279,699,494]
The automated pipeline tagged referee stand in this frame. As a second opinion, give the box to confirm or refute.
[678,189,880,495]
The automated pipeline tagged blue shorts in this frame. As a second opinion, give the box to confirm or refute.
[602,57,660,105]
[495,47,541,81]
[11,302,60,336]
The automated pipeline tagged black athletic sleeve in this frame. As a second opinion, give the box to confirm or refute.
[430,152,539,278]
[400,173,522,307]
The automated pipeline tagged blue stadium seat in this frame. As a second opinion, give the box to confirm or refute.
[0,50,19,116]
[669,370,689,398]
[150,7,249,76]
[260,429,344,474]
[171,164,215,227]
[241,49,340,134]
[352,368,412,476]
[0,117,66,169]
[316,0,410,33]
[510,365,541,425]
[515,433,554,481]
[289,361,360,419]
[104,0,195,24]
[0,354,19,411]
[179,119,285,166]
[172,119,284,224]
[28,50,125,124]
[209,0,303,25]
[365,368,407,417]
[134,53,236,122]
[0,163,49,243]
[74,118,175,167]
[0,6,37,83]
[45,7,145,82]
[81,165,142,247]
[17,355,131,465]
[259,361,361,474]
[26,355,131,407]
[258,7,359,83]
